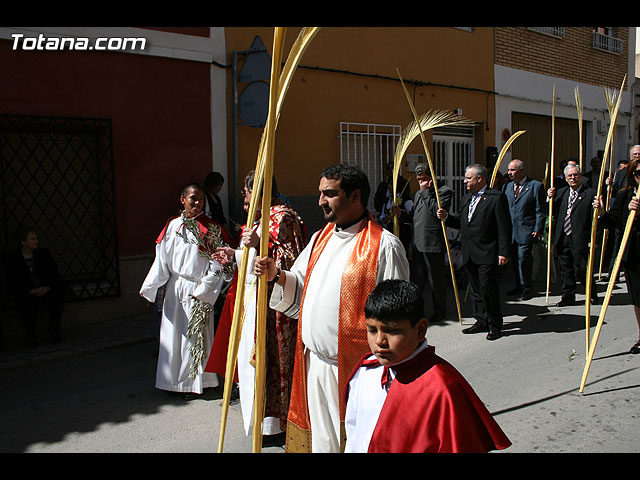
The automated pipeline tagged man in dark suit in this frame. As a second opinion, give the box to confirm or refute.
[503,159,547,300]
[608,156,632,200]
[437,164,511,340]
[582,156,607,191]
[409,162,453,322]
[547,164,599,306]
[375,161,412,250]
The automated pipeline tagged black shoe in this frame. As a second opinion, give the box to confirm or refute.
[519,290,533,301]
[555,298,575,307]
[229,383,240,405]
[262,431,286,448]
[486,329,502,341]
[630,341,640,355]
[462,322,488,334]
[507,287,523,296]
[184,392,201,401]
[430,315,445,323]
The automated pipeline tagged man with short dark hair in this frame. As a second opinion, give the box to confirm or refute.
[253,163,409,453]
[583,156,607,190]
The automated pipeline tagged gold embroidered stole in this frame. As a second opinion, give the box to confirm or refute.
[285,213,382,453]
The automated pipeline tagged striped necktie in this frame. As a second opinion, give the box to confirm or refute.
[563,189,578,235]
[468,193,481,221]
[515,183,522,198]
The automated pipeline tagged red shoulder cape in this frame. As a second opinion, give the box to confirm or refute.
[345,346,512,453]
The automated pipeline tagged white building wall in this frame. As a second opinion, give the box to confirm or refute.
[494,63,634,169]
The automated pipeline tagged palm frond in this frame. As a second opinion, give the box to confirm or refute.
[392,109,473,189]
[575,86,584,171]
[489,130,526,188]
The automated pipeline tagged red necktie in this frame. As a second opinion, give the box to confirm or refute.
[362,358,390,388]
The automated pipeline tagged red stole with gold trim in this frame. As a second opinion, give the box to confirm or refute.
[285,213,382,453]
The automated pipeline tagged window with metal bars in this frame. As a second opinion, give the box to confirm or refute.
[339,122,401,213]
[0,114,120,304]
[527,27,565,38]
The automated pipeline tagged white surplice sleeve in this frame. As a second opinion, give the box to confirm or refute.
[140,241,171,303]
[191,259,226,305]
[376,229,410,283]
[269,231,316,319]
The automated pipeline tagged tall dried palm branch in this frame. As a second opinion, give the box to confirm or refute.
[218,27,320,454]
[394,70,475,324]
[583,75,626,362]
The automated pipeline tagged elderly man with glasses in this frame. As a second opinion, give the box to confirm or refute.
[547,164,599,307]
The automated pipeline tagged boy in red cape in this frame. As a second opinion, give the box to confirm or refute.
[344,279,512,453]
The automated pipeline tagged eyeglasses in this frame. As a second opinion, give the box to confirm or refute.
[565,173,580,178]
[632,170,640,178]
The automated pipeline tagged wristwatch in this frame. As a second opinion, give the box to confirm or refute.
[272,267,281,284]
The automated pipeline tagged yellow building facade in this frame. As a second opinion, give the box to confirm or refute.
[225,27,496,233]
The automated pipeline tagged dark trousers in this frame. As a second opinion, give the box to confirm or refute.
[556,233,597,300]
[410,245,447,320]
[511,240,534,292]
[18,289,64,341]
[465,260,503,330]
[606,227,622,280]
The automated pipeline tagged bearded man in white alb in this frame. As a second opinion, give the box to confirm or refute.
[254,164,409,453]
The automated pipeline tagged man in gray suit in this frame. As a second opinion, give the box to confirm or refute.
[409,163,452,322]
[503,159,547,300]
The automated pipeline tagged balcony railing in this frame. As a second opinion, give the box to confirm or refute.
[527,27,565,38]
[593,31,623,53]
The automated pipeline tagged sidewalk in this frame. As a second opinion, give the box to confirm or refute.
[0,311,158,372]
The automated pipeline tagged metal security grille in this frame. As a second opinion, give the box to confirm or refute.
[339,122,401,212]
[433,126,474,214]
[0,114,120,302]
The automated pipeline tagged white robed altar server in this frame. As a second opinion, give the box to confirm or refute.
[140,184,228,395]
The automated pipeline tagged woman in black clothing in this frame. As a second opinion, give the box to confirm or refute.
[595,158,640,354]
[203,171,229,232]
[6,228,65,347]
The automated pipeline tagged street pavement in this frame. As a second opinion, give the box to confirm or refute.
[1,266,639,453]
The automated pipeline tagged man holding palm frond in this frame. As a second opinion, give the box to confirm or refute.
[437,164,511,341]
[254,164,409,453]
[408,162,452,322]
